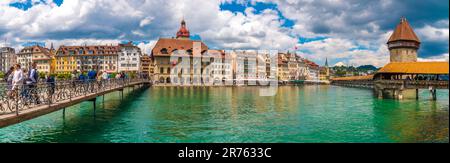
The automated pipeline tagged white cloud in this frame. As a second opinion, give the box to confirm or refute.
[418,53,449,62]
[416,23,449,42]
[1,0,296,51]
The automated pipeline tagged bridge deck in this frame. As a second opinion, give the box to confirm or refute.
[0,79,149,128]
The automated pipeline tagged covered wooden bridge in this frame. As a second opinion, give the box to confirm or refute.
[331,62,449,100]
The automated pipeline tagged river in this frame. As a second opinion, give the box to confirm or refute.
[0,85,448,143]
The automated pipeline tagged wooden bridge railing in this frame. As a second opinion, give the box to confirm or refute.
[0,78,148,116]
[374,80,449,89]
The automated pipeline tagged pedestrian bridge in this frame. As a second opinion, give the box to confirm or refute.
[0,79,151,128]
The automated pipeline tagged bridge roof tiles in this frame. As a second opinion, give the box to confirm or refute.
[377,62,449,74]
[331,75,374,81]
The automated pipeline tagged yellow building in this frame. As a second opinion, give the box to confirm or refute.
[277,53,289,82]
[55,48,77,74]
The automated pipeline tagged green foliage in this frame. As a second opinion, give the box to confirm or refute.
[128,72,137,79]
[39,72,46,79]
[0,72,5,79]
[110,72,117,78]
[335,70,346,77]
[56,73,71,80]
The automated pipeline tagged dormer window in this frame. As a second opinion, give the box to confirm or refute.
[161,48,168,54]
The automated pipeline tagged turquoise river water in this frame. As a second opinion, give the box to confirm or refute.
[0,85,448,143]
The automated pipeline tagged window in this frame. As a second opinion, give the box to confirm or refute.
[160,68,164,74]
[161,48,168,54]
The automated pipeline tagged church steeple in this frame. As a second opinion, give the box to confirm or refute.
[325,57,329,67]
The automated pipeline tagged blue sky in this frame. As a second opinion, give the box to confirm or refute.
[1,0,448,67]
[219,1,295,28]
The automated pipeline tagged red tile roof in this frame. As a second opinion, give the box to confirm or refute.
[388,17,420,43]
[56,45,119,56]
[151,38,208,57]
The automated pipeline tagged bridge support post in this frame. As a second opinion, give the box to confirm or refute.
[88,98,97,116]
[431,88,437,101]
[416,89,419,100]
[63,108,66,118]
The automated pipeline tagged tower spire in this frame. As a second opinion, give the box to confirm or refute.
[176,18,190,39]
[387,17,420,62]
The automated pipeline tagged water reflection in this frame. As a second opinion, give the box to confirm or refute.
[372,90,449,143]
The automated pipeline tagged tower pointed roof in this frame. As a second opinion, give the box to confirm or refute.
[325,58,328,67]
[176,19,190,39]
[388,17,420,43]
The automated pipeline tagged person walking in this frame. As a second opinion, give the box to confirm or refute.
[4,66,14,82]
[46,73,56,97]
[28,62,40,104]
[71,70,78,87]
[5,66,14,93]
[102,71,109,80]
[11,64,23,98]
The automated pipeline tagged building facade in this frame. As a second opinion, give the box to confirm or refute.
[17,45,54,74]
[0,47,16,73]
[56,45,119,74]
[277,53,289,82]
[118,42,142,73]
[140,55,151,79]
[151,19,209,85]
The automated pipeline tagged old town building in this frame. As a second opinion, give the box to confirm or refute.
[304,59,320,81]
[0,47,16,73]
[118,42,142,73]
[151,19,209,84]
[140,54,151,79]
[277,53,289,82]
[56,45,119,74]
[17,45,54,74]
[207,50,232,85]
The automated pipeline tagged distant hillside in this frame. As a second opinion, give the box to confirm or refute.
[357,65,378,71]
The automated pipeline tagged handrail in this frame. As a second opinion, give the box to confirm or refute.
[0,78,148,115]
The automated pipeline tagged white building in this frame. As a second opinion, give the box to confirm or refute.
[0,47,16,73]
[234,50,258,85]
[118,42,141,73]
[207,50,233,85]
